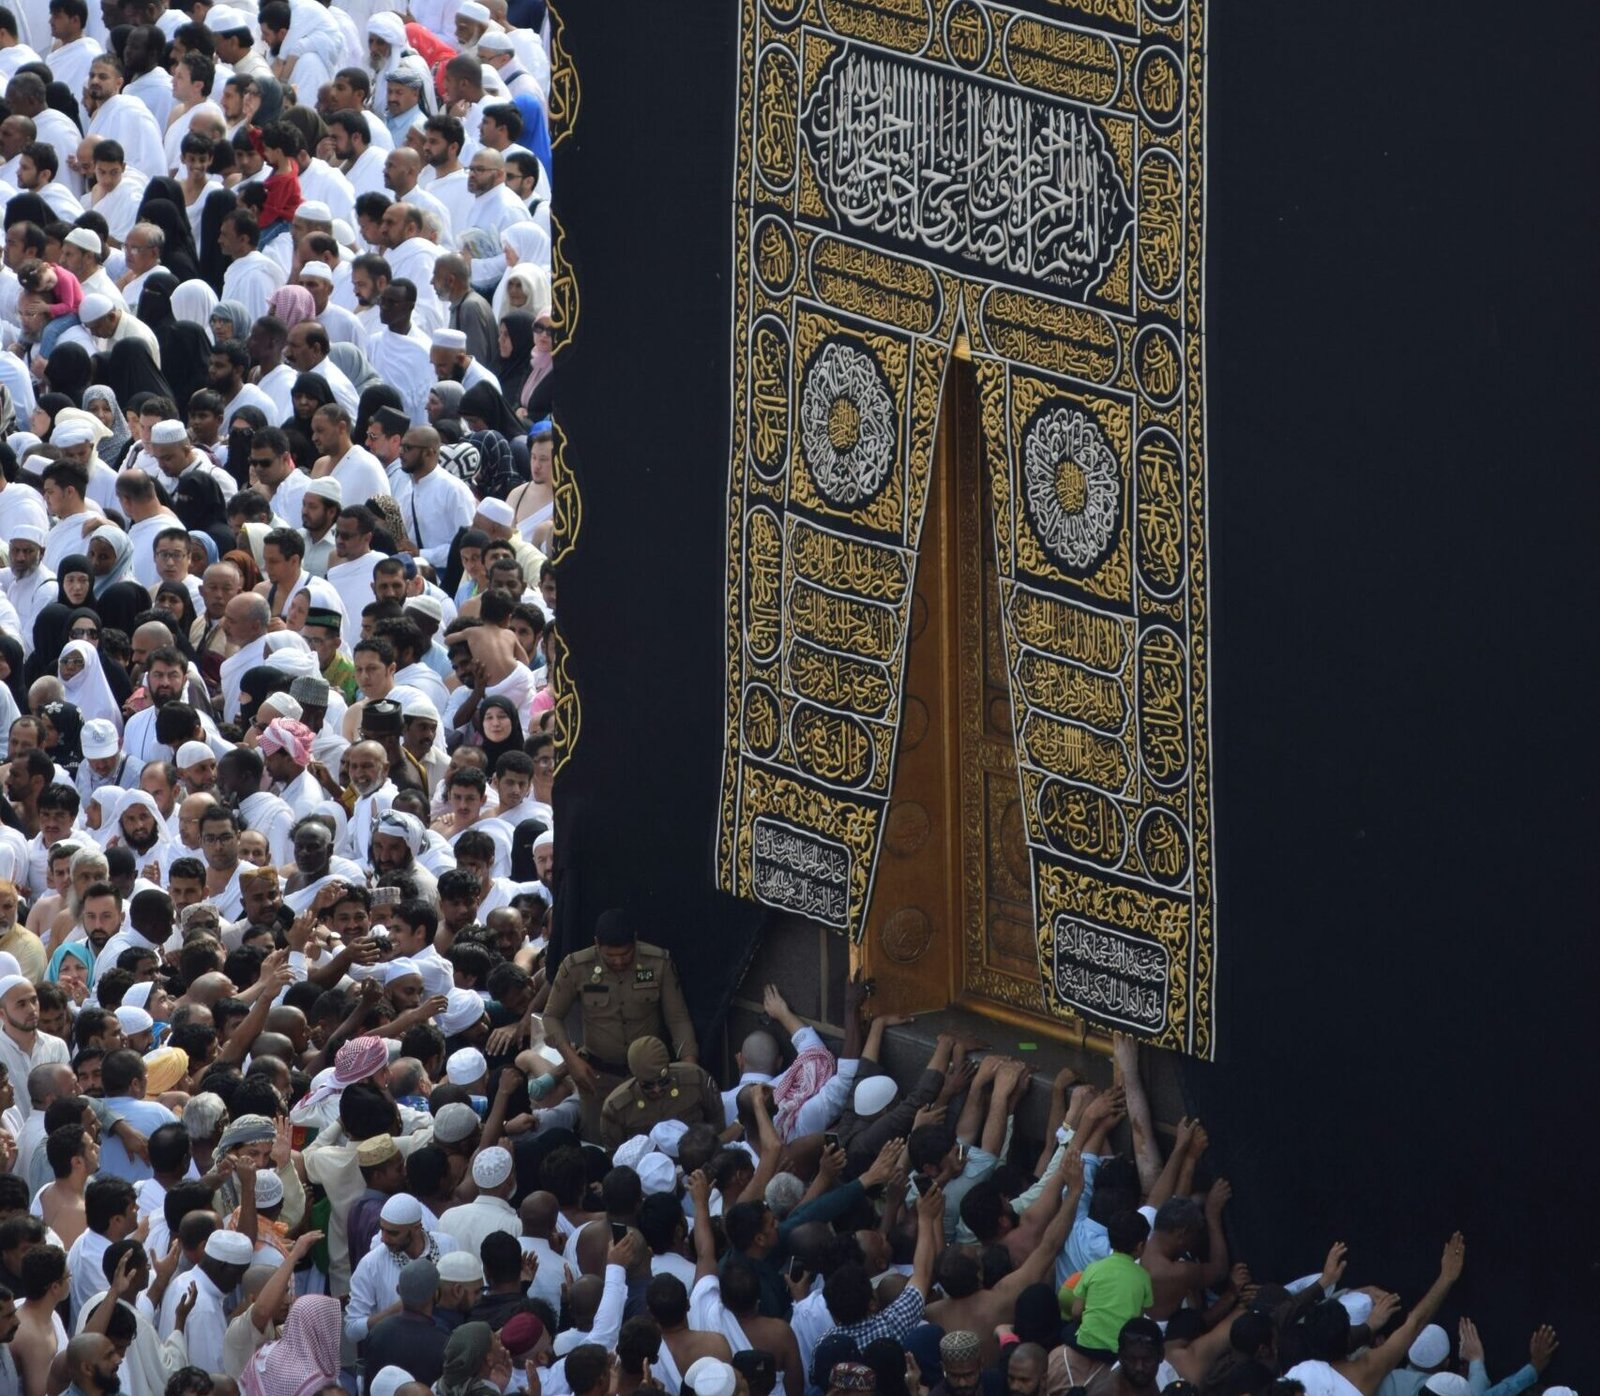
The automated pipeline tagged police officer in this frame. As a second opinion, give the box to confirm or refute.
[598,1036,724,1151]
[542,908,697,1135]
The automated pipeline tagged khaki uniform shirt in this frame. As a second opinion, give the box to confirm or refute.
[543,940,697,1072]
[598,1062,725,1151]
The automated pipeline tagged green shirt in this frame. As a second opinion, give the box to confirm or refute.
[324,654,359,703]
[1063,1250,1153,1351]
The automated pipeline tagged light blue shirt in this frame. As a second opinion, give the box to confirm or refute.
[98,1096,178,1181]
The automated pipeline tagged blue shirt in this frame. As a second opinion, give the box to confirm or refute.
[98,1096,179,1181]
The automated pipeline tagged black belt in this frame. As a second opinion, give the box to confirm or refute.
[578,1049,629,1076]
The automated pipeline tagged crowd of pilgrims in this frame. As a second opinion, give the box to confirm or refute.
[0,3,1573,1396]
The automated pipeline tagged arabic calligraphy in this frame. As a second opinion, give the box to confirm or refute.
[802,47,1131,294]
[751,816,852,926]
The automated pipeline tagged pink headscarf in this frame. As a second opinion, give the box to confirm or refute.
[335,1035,389,1087]
[239,1295,340,1396]
[260,717,314,764]
[268,284,316,327]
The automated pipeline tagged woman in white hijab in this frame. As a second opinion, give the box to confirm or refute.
[59,640,123,732]
[87,524,136,596]
[491,263,551,322]
[86,786,125,846]
[171,280,219,343]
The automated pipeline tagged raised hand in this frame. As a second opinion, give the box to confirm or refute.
[1366,1290,1401,1333]
[175,1281,198,1329]
[1439,1231,1466,1282]
[1205,1177,1232,1215]
[1529,1325,1558,1373]
[859,1138,904,1189]
[271,1116,293,1168]
[684,1169,711,1208]
[1457,1318,1484,1364]
[486,1023,524,1056]
[606,1228,641,1268]
[912,1103,946,1131]
[914,1180,946,1224]
[291,1230,325,1259]
[1320,1241,1348,1289]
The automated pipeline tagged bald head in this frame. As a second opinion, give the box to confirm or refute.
[384,146,423,194]
[739,1029,780,1076]
[223,591,270,644]
[519,1191,559,1239]
[185,972,235,1006]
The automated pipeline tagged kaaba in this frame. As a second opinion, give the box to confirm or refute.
[546,0,1598,1368]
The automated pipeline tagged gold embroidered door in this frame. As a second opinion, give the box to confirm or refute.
[859,356,1068,1035]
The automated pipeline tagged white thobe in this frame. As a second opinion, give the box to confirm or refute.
[2,565,54,658]
[329,443,389,505]
[222,382,279,428]
[124,68,174,131]
[467,182,536,243]
[255,363,297,423]
[216,635,268,721]
[221,249,287,323]
[344,144,387,197]
[326,551,382,646]
[44,508,104,572]
[392,465,475,566]
[423,168,475,243]
[88,95,167,187]
[46,34,101,96]
[366,327,434,424]
[296,156,355,226]
[127,513,181,587]
[89,171,149,241]
[237,790,295,865]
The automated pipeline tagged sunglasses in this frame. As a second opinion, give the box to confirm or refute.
[70,627,99,639]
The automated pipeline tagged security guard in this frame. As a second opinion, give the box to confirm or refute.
[598,1036,724,1151]
[543,908,698,1136]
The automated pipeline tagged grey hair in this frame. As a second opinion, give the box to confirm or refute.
[131,221,164,249]
[764,1172,806,1220]
[183,1091,227,1140]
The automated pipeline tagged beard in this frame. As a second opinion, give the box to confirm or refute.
[10,556,36,578]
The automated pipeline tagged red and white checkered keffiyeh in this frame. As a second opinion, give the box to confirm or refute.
[772,1045,836,1140]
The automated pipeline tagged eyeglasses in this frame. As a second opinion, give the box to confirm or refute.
[248,456,276,468]
[155,549,187,562]
[70,627,98,639]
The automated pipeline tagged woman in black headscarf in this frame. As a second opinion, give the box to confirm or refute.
[509,816,550,884]
[3,192,49,230]
[497,311,537,407]
[24,604,73,686]
[235,665,292,732]
[43,343,92,406]
[100,339,174,405]
[354,384,404,450]
[94,581,155,639]
[473,696,525,772]
[29,391,75,440]
[169,469,231,541]
[459,381,523,440]
[38,700,83,774]
[196,184,238,294]
[137,196,202,285]
[0,635,26,718]
[138,271,211,409]
[153,581,200,660]
[54,555,94,611]
[282,372,334,472]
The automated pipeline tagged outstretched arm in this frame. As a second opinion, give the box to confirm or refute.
[1348,1235,1466,1394]
[1112,1031,1163,1195]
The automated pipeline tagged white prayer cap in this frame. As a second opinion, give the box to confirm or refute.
[51,420,95,447]
[612,1135,652,1172]
[1408,1326,1450,1369]
[478,29,512,52]
[475,497,513,527]
[532,830,553,851]
[124,982,153,1010]
[456,1,489,21]
[437,986,486,1036]
[379,957,422,985]
[11,523,44,547]
[418,957,453,998]
[638,1153,677,1196]
[853,1075,897,1116]
[371,1371,410,1396]
[203,1230,255,1263]
[431,328,467,351]
[298,262,333,283]
[471,1146,513,1188]
[176,741,213,767]
[332,219,357,248]
[403,595,443,624]
[151,420,189,446]
[399,691,439,721]
[19,454,47,476]
[305,477,342,503]
[1337,1291,1372,1324]
[82,719,120,759]
[296,200,332,223]
[116,1006,154,1035]
[446,1047,486,1085]
[649,1120,687,1159]
[1423,1379,1470,1396]
[79,292,114,323]
[379,1193,423,1225]
[65,227,102,256]
[436,1251,482,1283]
[207,5,251,31]
[261,693,303,721]
[684,1360,736,1396]
[254,1170,285,1207]
[0,975,30,1004]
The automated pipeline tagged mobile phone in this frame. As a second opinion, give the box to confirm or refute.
[610,1222,628,1242]
[912,1173,933,1196]
[786,1256,806,1283]
[823,1132,840,1151]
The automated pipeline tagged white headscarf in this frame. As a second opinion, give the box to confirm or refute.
[108,789,173,861]
[88,524,136,595]
[501,223,547,269]
[60,640,122,732]
[492,263,551,321]
[89,785,126,846]
[172,280,220,343]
